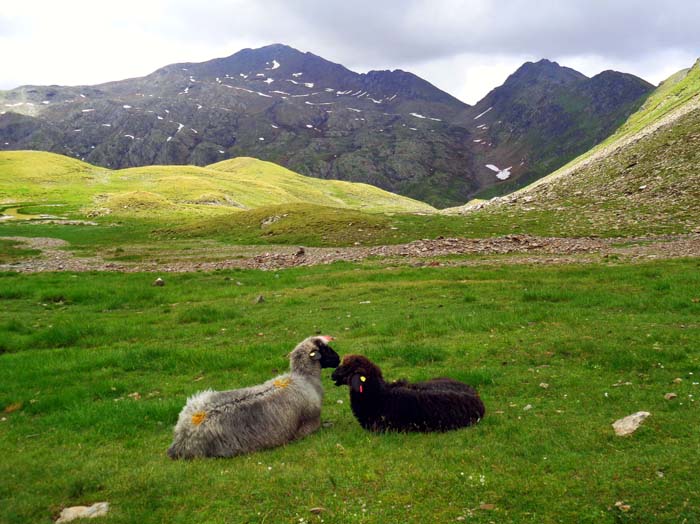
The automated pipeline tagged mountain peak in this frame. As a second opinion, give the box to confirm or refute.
[509,59,587,85]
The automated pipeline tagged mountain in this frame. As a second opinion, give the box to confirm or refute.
[445,60,700,237]
[458,59,654,198]
[0,44,652,207]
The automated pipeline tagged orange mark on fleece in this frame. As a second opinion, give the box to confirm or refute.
[273,378,292,389]
[191,411,207,426]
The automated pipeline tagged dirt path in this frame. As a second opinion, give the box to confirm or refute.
[2,234,699,273]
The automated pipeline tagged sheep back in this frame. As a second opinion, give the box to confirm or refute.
[167,373,322,459]
[360,381,485,432]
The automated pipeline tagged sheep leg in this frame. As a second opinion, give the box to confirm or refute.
[295,416,321,440]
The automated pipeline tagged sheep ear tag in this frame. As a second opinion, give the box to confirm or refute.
[351,374,366,393]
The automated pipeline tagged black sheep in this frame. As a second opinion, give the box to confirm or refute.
[331,355,485,432]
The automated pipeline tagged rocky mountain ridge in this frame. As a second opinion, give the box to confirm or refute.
[0,44,653,207]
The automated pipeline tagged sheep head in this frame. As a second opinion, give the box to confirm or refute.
[331,354,383,394]
[289,335,340,374]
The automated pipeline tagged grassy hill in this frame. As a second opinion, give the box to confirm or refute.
[0,151,434,218]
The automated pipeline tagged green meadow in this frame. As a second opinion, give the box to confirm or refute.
[1,259,699,523]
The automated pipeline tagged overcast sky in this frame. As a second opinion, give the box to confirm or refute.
[2,0,699,104]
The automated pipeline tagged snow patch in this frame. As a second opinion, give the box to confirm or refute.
[485,164,512,180]
[410,112,427,119]
[474,106,493,120]
[81,109,95,112]
[266,60,280,70]
[259,137,265,141]
[167,136,173,142]
[271,124,279,129]
[124,134,135,139]
[347,107,362,113]
[122,105,132,109]
[304,83,315,88]
[292,72,303,77]
[264,78,274,84]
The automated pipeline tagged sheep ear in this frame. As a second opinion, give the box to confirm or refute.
[309,350,322,361]
[350,374,365,392]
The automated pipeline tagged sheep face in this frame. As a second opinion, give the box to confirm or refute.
[332,354,382,393]
[290,336,340,373]
[312,336,341,369]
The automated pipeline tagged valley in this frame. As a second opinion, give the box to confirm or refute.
[1,42,699,524]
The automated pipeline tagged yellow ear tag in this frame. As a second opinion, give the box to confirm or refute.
[309,351,316,357]
[360,376,366,382]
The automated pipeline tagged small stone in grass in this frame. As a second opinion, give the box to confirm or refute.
[56,502,109,523]
[153,277,165,287]
[479,503,495,510]
[254,295,265,304]
[539,382,549,389]
[3,402,23,414]
[673,377,683,384]
[612,411,650,436]
[309,507,325,515]
[615,501,631,512]
[664,392,678,400]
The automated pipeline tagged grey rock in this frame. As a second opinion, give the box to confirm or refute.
[612,411,651,436]
[56,502,109,523]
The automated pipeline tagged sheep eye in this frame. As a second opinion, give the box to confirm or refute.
[309,351,316,357]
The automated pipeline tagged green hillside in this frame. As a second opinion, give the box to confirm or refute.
[0,151,435,219]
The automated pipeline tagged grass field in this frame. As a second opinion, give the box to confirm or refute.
[2,259,699,523]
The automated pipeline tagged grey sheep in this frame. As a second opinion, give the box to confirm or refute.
[167,336,340,459]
